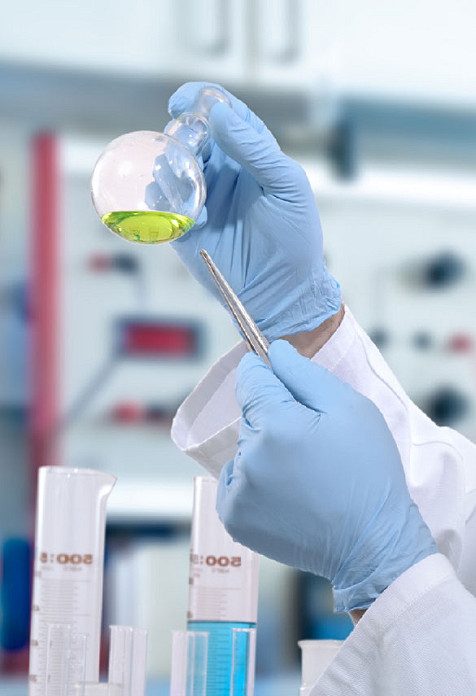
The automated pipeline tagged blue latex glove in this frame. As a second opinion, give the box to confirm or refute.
[168,82,341,342]
[217,340,437,612]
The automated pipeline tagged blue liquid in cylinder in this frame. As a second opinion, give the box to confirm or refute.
[187,621,255,696]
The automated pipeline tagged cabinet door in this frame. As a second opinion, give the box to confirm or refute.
[169,0,248,83]
[0,0,179,75]
[304,0,476,104]
[0,0,247,80]
[253,0,321,86]
[253,0,476,102]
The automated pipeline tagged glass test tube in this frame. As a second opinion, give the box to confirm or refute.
[187,477,259,696]
[45,624,72,696]
[109,625,148,696]
[69,632,88,692]
[231,628,256,696]
[109,625,133,695]
[170,630,209,696]
[45,624,87,696]
[130,628,148,696]
[71,686,122,696]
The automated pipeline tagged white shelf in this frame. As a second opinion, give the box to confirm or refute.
[303,160,476,211]
[107,479,195,524]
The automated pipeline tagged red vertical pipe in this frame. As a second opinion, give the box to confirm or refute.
[30,133,59,479]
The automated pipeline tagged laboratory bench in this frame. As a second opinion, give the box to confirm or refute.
[0,673,301,696]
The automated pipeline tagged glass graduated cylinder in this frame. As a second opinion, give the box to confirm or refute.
[29,467,115,696]
[187,478,259,696]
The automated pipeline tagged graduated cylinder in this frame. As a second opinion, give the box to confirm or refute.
[187,477,259,696]
[28,466,115,695]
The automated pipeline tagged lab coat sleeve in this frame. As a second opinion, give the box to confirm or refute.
[311,553,476,696]
[171,305,476,592]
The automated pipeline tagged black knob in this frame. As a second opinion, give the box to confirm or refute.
[424,387,469,425]
[368,328,389,350]
[422,252,465,288]
[412,332,433,350]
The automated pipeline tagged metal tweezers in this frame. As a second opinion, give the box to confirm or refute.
[200,249,270,365]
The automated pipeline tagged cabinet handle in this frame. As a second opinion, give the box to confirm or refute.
[183,0,230,56]
[257,0,300,64]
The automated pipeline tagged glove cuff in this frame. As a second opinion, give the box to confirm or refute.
[332,502,438,613]
[259,268,342,342]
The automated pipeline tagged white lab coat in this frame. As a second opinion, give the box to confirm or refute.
[172,307,476,694]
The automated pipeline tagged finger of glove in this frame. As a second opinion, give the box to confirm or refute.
[268,340,352,412]
[216,457,246,542]
[217,448,264,548]
[192,205,208,229]
[210,102,296,195]
[218,457,235,493]
[235,351,294,427]
[168,81,267,134]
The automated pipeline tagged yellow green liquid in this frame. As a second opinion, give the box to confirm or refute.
[101,210,195,244]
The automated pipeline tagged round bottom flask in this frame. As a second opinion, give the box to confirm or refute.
[90,87,231,244]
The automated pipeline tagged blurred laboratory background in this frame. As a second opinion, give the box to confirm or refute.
[1,0,476,692]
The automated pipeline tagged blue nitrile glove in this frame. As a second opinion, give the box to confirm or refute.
[168,82,341,342]
[217,340,438,612]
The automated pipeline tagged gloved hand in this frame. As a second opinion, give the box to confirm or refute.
[217,340,437,611]
[168,82,341,342]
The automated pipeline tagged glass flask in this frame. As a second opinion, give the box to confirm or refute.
[90,86,231,244]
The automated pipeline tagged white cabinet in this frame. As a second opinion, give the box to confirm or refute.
[252,0,324,87]
[2,0,476,103]
[305,0,476,105]
[0,0,249,81]
[172,0,330,88]
[0,0,327,87]
[168,0,249,82]
[254,0,476,102]
[170,0,319,87]
[0,0,173,75]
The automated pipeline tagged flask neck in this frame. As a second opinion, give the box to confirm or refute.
[164,114,209,158]
[164,86,232,158]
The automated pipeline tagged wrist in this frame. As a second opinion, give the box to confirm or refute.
[281,304,345,358]
[350,609,366,625]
